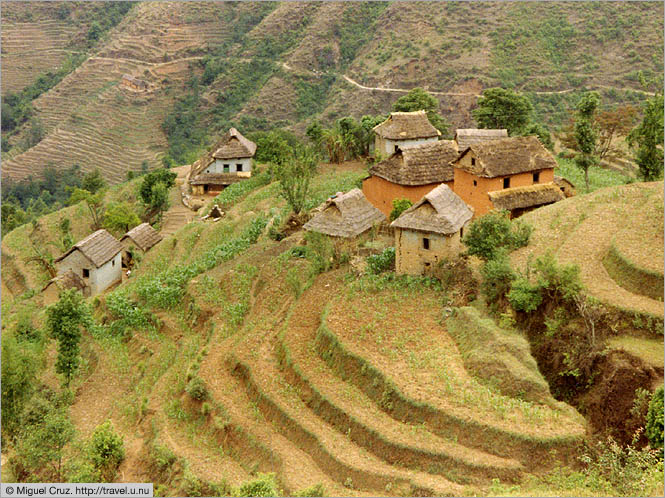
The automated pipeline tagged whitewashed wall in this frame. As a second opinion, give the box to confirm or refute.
[204,158,252,176]
[375,136,438,157]
[56,250,122,296]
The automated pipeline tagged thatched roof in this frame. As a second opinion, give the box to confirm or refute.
[303,188,386,238]
[211,128,256,160]
[189,173,245,186]
[454,136,557,178]
[55,229,122,268]
[121,223,162,252]
[554,176,576,197]
[391,184,473,235]
[191,128,256,177]
[42,270,86,293]
[373,111,440,140]
[488,183,565,210]
[369,140,458,185]
[121,74,148,88]
[454,128,507,149]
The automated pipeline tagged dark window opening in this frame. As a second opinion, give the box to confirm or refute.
[533,171,540,183]
[395,145,399,152]
[473,180,477,187]
[112,259,115,267]
[82,268,90,278]
[223,164,230,173]
[237,163,243,172]
[460,226,464,238]
[423,237,430,250]
[471,157,476,166]
[503,177,510,189]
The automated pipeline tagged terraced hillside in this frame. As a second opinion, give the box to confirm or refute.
[1,161,600,496]
[2,1,662,186]
[510,181,664,319]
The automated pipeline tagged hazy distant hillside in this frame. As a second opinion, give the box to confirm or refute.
[2,1,662,184]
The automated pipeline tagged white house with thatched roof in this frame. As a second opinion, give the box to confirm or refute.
[303,188,386,238]
[42,270,87,303]
[189,128,257,195]
[54,229,123,296]
[391,184,473,275]
[373,111,440,157]
[120,222,162,267]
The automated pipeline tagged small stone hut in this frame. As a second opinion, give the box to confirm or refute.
[372,111,440,157]
[391,184,473,276]
[363,140,459,217]
[303,188,386,238]
[451,135,560,218]
[454,129,508,149]
[54,229,123,296]
[42,270,87,304]
[121,74,148,91]
[120,222,162,267]
[189,128,257,195]
[554,176,576,198]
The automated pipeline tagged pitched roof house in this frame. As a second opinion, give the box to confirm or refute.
[54,229,123,296]
[189,128,257,195]
[391,184,473,275]
[121,223,162,252]
[363,140,459,217]
[454,129,508,150]
[373,111,440,157]
[303,188,386,238]
[451,136,563,218]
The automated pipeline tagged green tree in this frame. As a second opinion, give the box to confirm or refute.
[251,129,294,166]
[68,187,105,230]
[17,409,75,481]
[103,202,140,236]
[574,92,601,192]
[275,145,319,214]
[46,289,91,386]
[524,123,554,150]
[306,120,324,146]
[627,93,664,181]
[389,198,413,221]
[646,386,664,449]
[462,210,532,261]
[472,87,533,136]
[81,168,107,194]
[392,88,450,136]
[138,168,176,206]
[89,420,125,481]
[1,334,39,438]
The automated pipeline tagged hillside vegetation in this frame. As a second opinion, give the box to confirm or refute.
[1,1,663,184]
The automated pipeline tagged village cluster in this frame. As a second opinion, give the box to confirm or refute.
[45,110,573,298]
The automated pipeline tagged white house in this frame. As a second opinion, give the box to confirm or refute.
[54,229,123,296]
[372,110,440,157]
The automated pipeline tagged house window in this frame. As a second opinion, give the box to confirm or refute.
[503,177,511,189]
[82,268,90,278]
[471,157,476,166]
[533,171,540,183]
[423,237,430,250]
[460,226,464,238]
[473,180,477,187]
[112,259,115,267]
[394,145,399,152]
[236,163,243,172]
[223,164,230,173]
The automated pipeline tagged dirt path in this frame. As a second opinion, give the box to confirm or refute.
[88,55,205,68]
[160,165,197,237]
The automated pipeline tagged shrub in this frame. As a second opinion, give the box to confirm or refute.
[294,483,326,497]
[185,377,208,401]
[480,250,516,306]
[508,277,543,312]
[235,473,279,497]
[389,198,412,221]
[646,386,664,449]
[89,420,125,482]
[462,210,532,261]
[150,443,176,476]
[366,247,396,274]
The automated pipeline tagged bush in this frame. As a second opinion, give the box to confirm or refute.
[88,420,125,482]
[508,277,543,312]
[389,198,412,221]
[235,473,279,497]
[480,250,516,307]
[294,483,326,497]
[462,210,532,261]
[185,377,208,401]
[646,386,664,449]
[366,247,396,274]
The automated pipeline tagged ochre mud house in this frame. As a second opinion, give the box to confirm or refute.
[363,140,459,217]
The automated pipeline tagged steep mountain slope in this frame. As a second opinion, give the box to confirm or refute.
[2,1,662,184]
